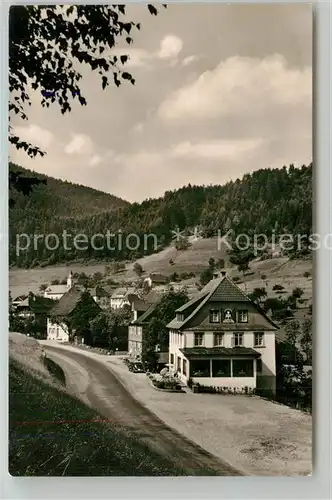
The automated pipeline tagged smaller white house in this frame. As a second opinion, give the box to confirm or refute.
[47,318,69,342]
[44,271,73,300]
[46,285,101,342]
[110,288,136,309]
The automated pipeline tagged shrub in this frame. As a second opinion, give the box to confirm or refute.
[163,379,179,390]
[273,284,285,292]
[187,377,194,389]
[154,380,165,389]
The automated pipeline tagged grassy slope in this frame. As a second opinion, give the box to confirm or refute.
[9,237,312,302]
[9,360,185,476]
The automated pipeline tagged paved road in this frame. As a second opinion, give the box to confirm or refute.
[44,345,242,476]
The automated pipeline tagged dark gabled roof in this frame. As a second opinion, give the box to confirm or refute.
[145,290,162,304]
[14,297,29,308]
[126,293,140,305]
[176,294,206,313]
[29,295,56,314]
[209,277,250,302]
[13,294,28,302]
[131,303,158,325]
[88,286,110,298]
[131,297,150,312]
[167,275,279,330]
[49,286,99,317]
[180,347,261,358]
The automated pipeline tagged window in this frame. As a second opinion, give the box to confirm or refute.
[190,359,210,377]
[183,359,187,376]
[233,359,254,377]
[176,313,184,322]
[209,310,220,323]
[177,357,182,373]
[212,359,231,377]
[170,353,174,365]
[194,333,204,346]
[254,332,265,347]
[213,333,224,346]
[238,310,248,323]
[232,333,244,346]
[256,359,262,373]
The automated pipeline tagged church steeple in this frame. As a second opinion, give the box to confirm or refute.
[67,270,73,289]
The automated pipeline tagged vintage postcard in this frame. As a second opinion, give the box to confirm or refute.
[9,4,312,477]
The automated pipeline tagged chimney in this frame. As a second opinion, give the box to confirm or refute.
[221,270,226,277]
[213,272,219,279]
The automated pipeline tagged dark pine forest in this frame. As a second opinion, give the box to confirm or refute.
[9,162,312,268]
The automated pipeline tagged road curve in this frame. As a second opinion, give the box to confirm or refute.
[44,345,243,476]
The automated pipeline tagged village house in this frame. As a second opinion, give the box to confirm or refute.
[127,290,166,364]
[43,271,73,300]
[167,271,279,396]
[44,271,110,309]
[128,300,153,358]
[12,292,55,319]
[11,294,29,313]
[46,286,101,342]
[89,286,110,308]
[143,272,168,290]
[76,285,110,309]
[127,303,157,359]
[11,295,32,318]
[110,287,137,309]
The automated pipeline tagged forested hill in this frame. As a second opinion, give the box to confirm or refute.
[9,163,129,219]
[9,163,312,268]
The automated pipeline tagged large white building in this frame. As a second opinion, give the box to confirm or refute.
[167,272,278,396]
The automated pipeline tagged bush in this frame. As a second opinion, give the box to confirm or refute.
[273,284,284,292]
[154,380,165,389]
[152,377,181,391]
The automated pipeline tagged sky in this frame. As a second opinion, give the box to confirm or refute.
[9,4,312,203]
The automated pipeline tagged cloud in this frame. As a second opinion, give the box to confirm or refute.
[108,35,184,71]
[88,154,102,167]
[64,134,94,155]
[158,35,183,60]
[182,55,199,66]
[88,149,115,167]
[158,54,312,121]
[13,124,54,149]
[170,139,263,160]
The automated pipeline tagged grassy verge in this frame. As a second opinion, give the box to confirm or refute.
[43,356,66,385]
[9,360,186,476]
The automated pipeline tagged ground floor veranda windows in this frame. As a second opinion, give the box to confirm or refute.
[189,358,255,378]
